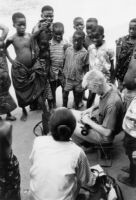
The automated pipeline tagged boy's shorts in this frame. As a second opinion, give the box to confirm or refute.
[64,79,83,92]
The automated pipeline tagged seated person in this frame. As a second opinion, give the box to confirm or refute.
[29,107,96,200]
[72,69,123,144]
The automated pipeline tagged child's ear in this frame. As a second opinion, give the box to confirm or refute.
[13,23,15,28]
[41,13,44,19]
[102,34,105,39]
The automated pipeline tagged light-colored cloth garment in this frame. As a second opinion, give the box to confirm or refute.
[29,135,95,200]
[123,97,136,138]
[88,42,114,81]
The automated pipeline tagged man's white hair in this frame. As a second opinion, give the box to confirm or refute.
[82,69,105,88]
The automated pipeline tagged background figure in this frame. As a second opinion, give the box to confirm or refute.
[29,107,96,200]
[84,17,98,49]
[32,38,53,112]
[84,18,98,108]
[0,24,16,121]
[115,19,136,113]
[63,30,88,109]
[71,17,85,108]
[115,18,136,92]
[87,25,114,108]
[31,5,54,110]
[0,121,20,200]
[50,22,69,108]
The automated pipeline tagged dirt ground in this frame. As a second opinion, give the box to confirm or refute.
[9,88,136,200]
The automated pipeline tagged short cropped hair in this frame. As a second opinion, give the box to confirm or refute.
[73,30,85,40]
[82,69,105,89]
[49,107,76,141]
[52,22,64,32]
[130,18,136,23]
[73,17,84,25]
[12,12,25,23]
[93,25,104,35]
[41,5,54,13]
[86,18,98,24]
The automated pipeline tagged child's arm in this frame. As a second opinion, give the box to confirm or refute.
[110,59,115,83]
[0,24,9,41]
[83,52,89,73]
[32,21,50,38]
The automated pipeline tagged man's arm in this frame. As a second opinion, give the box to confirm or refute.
[0,24,9,41]
[81,114,111,137]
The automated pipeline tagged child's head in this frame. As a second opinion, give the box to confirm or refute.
[41,5,54,27]
[0,121,12,160]
[39,39,49,52]
[129,18,136,39]
[49,107,76,142]
[52,22,64,42]
[12,12,26,35]
[73,30,85,50]
[91,25,104,47]
[73,17,84,31]
[86,18,98,37]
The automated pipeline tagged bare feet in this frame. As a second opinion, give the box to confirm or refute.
[20,108,27,121]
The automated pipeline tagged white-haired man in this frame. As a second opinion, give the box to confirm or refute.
[72,69,123,144]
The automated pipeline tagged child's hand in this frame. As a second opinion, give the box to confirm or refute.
[29,72,35,81]
[12,60,21,68]
[40,21,50,31]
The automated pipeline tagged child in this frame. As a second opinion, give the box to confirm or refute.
[6,13,44,121]
[87,25,114,107]
[29,107,96,200]
[71,17,85,108]
[69,17,85,44]
[63,30,88,109]
[50,22,69,108]
[115,18,136,92]
[73,17,85,31]
[115,19,136,111]
[84,18,98,49]
[32,5,54,46]
[0,24,16,121]
[31,5,54,110]
[0,121,20,200]
[33,37,53,111]
[84,18,98,108]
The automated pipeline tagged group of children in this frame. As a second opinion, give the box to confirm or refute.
[0,4,136,199]
[0,5,118,122]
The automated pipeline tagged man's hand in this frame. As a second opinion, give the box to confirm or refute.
[81,114,92,125]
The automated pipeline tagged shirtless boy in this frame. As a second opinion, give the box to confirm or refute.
[6,13,43,121]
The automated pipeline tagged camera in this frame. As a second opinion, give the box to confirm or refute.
[81,124,90,136]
